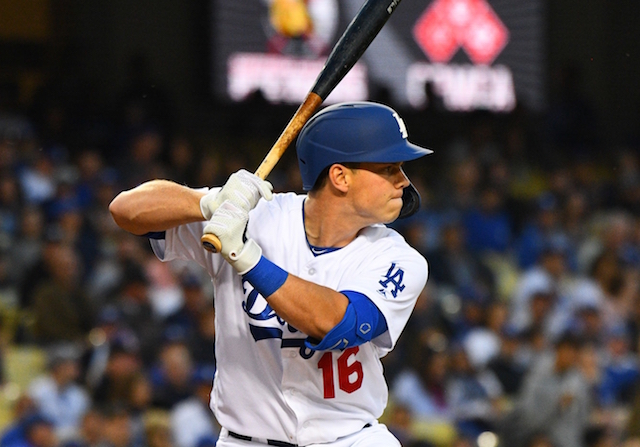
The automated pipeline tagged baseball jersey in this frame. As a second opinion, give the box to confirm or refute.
[150,192,428,446]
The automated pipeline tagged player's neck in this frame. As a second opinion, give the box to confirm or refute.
[303,194,365,248]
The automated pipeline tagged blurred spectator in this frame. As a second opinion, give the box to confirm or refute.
[92,336,142,407]
[515,193,569,270]
[111,262,161,367]
[144,258,183,320]
[0,173,22,247]
[461,300,508,370]
[1,413,58,447]
[143,412,173,447]
[446,346,504,439]
[185,305,216,370]
[391,348,451,422]
[441,159,480,212]
[18,232,64,312]
[562,190,590,263]
[580,212,635,276]
[117,128,166,191]
[424,220,495,300]
[8,207,45,288]
[83,306,136,390]
[18,152,57,206]
[509,237,574,341]
[170,366,218,447]
[74,408,104,447]
[27,344,90,442]
[0,395,38,447]
[571,300,605,347]
[74,150,107,210]
[29,243,94,345]
[589,251,639,331]
[462,185,512,255]
[50,205,99,282]
[96,405,137,447]
[597,325,640,408]
[385,404,418,447]
[165,137,198,186]
[486,326,528,397]
[86,235,147,306]
[150,339,195,410]
[163,273,209,342]
[500,333,591,447]
[127,374,154,444]
[22,416,58,447]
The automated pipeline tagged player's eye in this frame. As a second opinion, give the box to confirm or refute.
[385,164,401,174]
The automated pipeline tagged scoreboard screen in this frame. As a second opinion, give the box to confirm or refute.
[211,0,545,112]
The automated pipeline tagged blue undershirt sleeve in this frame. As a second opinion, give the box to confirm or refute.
[142,231,166,240]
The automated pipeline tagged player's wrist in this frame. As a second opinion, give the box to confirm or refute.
[242,251,289,298]
[229,238,263,274]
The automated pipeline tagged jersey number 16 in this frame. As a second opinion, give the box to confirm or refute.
[317,347,363,399]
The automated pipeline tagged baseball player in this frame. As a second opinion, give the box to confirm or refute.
[109,102,432,446]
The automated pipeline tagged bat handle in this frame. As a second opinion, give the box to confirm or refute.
[254,92,323,179]
[200,92,323,254]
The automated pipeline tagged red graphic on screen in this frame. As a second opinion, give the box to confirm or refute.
[413,0,509,65]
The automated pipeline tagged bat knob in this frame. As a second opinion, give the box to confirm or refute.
[201,234,222,253]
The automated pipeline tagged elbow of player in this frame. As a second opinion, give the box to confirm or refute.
[109,192,145,235]
[311,308,346,340]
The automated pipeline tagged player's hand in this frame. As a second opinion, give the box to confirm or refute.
[203,200,262,274]
[200,169,273,220]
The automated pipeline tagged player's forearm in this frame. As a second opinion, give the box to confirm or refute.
[266,275,349,340]
[109,179,206,235]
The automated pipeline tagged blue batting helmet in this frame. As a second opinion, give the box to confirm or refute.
[296,101,433,218]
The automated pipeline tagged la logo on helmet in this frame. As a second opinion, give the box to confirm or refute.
[392,112,408,139]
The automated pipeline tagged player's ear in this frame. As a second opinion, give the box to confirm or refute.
[328,164,351,193]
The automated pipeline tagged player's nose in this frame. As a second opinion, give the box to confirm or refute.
[396,167,411,189]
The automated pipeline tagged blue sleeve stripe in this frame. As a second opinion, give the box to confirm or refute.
[304,291,388,351]
[341,290,388,339]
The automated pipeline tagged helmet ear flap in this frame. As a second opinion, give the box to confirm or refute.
[398,183,421,219]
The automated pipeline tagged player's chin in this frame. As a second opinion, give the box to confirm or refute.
[381,200,403,223]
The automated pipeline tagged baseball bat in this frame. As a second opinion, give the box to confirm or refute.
[202,0,404,253]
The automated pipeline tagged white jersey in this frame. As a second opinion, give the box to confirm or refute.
[151,192,428,446]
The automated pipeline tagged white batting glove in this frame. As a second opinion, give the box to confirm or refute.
[200,169,273,220]
[203,200,262,274]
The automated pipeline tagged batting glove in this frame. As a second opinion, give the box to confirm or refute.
[203,200,262,274]
[200,169,273,220]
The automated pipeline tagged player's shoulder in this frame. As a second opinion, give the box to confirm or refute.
[360,224,427,264]
[361,223,412,248]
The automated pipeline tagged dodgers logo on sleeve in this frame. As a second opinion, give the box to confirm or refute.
[378,262,406,298]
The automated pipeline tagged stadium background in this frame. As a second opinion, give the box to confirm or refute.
[0,1,640,447]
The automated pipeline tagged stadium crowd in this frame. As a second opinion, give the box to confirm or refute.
[0,64,639,447]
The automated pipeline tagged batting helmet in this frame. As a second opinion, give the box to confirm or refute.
[296,101,433,218]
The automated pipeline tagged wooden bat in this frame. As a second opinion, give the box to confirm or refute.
[202,0,404,253]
